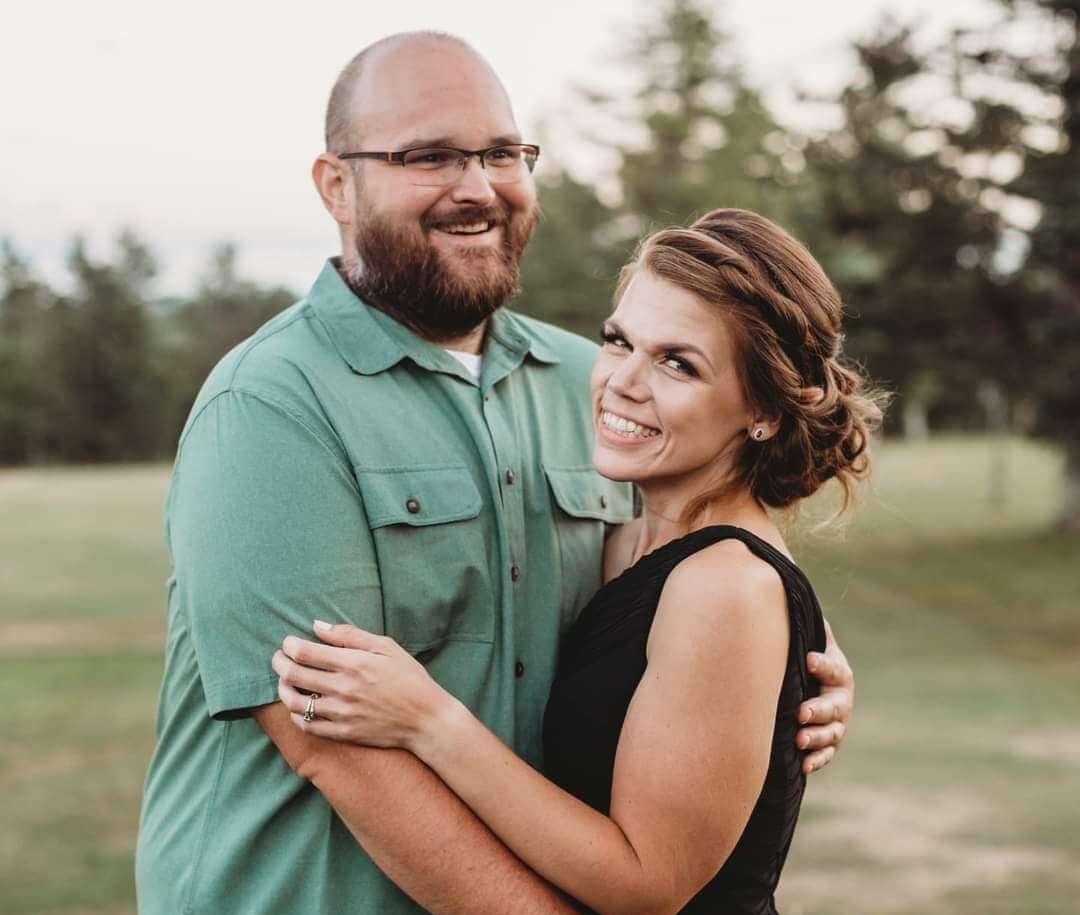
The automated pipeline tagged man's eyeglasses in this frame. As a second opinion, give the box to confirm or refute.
[338,144,540,187]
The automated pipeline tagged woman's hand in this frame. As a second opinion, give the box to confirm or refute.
[272,621,454,752]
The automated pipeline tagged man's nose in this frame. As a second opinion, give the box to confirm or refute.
[448,156,497,206]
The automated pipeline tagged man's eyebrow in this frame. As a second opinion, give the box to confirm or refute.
[397,134,524,150]
[397,136,456,150]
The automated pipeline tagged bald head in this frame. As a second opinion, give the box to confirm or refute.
[324,32,509,153]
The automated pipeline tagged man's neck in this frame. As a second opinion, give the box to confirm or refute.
[334,258,489,354]
[437,323,487,355]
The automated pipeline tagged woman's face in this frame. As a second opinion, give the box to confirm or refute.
[590,269,756,495]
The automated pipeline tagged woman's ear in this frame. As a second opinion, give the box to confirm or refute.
[748,417,780,442]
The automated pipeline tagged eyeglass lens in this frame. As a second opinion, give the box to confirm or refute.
[401,146,538,185]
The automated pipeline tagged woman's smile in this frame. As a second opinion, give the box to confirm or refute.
[590,269,754,494]
[597,408,662,442]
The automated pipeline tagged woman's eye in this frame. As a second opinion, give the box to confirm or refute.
[601,330,630,350]
[663,355,697,376]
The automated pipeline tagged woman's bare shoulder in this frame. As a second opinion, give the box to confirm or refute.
[647,538,789,663]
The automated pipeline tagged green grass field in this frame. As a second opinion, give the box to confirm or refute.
[2,438,1078,914]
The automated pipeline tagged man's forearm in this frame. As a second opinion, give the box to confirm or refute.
[255,703,578,915]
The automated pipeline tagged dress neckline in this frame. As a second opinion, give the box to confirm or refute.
[603,523,800,593]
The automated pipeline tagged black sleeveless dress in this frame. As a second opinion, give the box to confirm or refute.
[542,525,826,915]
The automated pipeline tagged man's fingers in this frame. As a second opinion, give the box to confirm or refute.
[803,745,836,775]
[797,720,846,751]
[807,650,852,687]
[797,694,846,726]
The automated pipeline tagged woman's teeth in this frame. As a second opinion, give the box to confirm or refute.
[600,410,659,438]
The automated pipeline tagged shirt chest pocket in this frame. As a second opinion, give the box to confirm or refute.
[543,466,636,631]
[356,466,494,653]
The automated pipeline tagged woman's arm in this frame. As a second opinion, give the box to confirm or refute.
[253,703,581,915]
[276,540,790,915]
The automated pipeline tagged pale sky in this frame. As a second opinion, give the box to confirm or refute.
[2,0,1000,296]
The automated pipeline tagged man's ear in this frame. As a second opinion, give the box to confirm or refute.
[312,154,354,226]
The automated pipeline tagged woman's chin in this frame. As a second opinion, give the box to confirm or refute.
[591,448,644,484]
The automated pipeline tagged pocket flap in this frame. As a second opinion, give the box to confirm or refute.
[543,466,635,523]
[356,466,483,528]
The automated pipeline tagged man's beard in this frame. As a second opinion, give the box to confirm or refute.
[343,200,538,342]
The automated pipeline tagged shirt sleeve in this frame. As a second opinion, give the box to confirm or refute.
[167,388,383,719]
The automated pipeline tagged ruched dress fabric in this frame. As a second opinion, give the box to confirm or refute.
[542,525,826,915]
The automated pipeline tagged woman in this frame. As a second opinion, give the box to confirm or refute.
[273,209,884,914]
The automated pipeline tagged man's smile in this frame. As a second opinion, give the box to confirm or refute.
[430,222,503,247]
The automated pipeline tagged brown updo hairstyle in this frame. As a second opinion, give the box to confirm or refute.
[616,208,886,521]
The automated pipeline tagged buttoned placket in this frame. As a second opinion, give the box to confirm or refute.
[477,342,535,735]
[480,385,525,599]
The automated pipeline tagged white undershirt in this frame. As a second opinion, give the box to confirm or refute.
[444,348,483,382]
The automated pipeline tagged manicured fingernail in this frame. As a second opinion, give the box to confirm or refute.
[808,657,818,672]
[314,620,331,631]
[800,706,812,723]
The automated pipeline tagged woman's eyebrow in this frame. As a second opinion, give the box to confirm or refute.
[657,342,708,359]
[609,321,708,358]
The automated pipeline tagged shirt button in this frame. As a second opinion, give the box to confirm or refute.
[600,494,608,509]
[405,498,421,514]
[506,468,516,485]
[515,660,525,678]
[510,564,521,581]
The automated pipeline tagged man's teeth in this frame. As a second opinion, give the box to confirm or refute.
[442,222,493,235]
[600,410,660,438]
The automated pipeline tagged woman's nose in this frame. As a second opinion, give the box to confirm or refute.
[607,356,649,401]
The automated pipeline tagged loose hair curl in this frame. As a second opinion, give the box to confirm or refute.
[617,208,887,521]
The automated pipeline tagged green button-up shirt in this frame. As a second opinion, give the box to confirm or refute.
[136,261,634,915]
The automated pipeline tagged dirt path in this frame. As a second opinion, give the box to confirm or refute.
[778,781,1072,912]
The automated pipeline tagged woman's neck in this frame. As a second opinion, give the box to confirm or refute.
[631,483,770,565]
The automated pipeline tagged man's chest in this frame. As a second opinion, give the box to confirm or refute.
[317,364,634,653]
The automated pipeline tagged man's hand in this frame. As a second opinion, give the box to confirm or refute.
[795,619,853,774]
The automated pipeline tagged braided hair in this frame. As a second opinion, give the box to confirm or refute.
[615,208,887,520]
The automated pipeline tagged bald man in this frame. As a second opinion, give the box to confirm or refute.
[135,32,853,915]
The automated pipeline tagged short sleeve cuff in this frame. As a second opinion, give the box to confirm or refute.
[205,672,282,721]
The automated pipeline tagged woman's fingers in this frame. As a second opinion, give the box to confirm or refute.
[312,621,393,654]
[278,678,344,722]
[281,636,352,672]
[288,711,353,740]
[272,648,341,696]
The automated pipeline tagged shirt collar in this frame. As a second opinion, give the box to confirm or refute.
[306,259,562,376]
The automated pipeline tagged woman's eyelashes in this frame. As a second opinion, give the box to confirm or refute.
[601,328,699,377]
[662,353,698,376]
[601,328,629,349]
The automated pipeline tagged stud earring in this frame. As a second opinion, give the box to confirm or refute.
[752,427,766,441]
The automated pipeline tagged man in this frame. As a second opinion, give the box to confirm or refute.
[136,31,852,915]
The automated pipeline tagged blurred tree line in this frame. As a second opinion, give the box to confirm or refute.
[0,238,293,464]
[1,0,1077,526]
